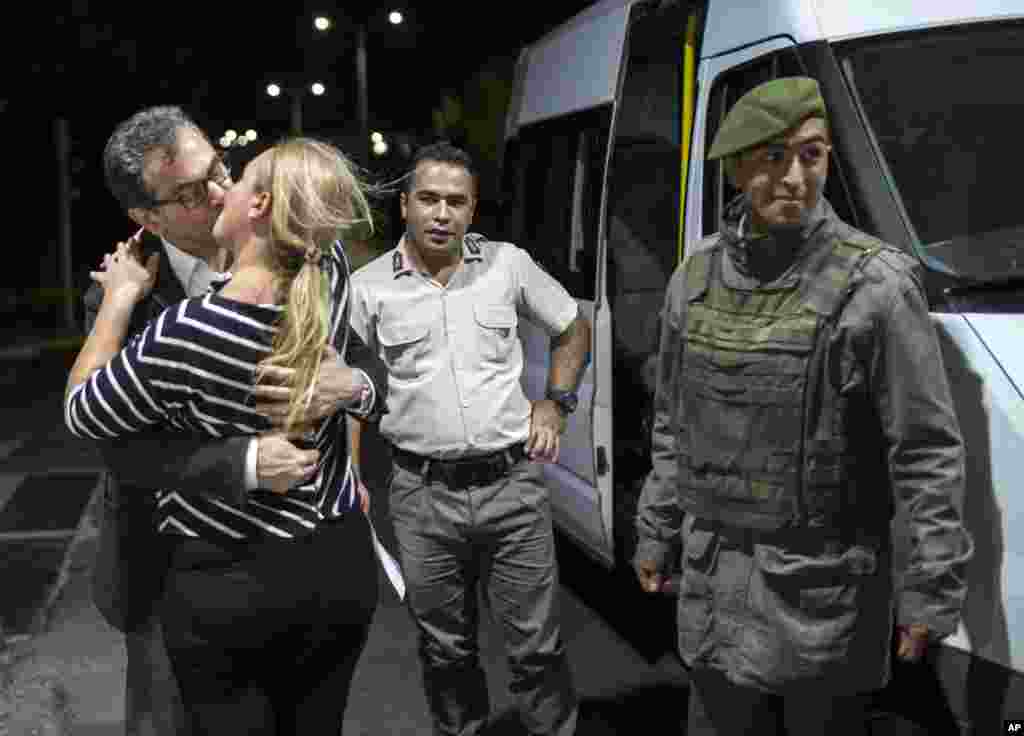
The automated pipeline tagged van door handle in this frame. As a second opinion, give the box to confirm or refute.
[596,446,608,476]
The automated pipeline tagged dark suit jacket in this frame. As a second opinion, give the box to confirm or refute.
[84,233,250,632]
[83,233,389,632]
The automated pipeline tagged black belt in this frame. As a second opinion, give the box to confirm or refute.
[392,443,528,488]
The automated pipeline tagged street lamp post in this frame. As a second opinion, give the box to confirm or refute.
[312,10,403,161]
[266,82,326,135]
[291,91,303,135]
[356,22,369,160]
[55,118,76,330]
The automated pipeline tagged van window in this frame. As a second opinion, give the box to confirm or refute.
[838,21,1024,283]
[607,1,686,298]
[499,107,610,301]
[604,0,692,483]
[702,49,859,236]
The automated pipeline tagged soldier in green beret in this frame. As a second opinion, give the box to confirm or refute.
[633,77,972,735]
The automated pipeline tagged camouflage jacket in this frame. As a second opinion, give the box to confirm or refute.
[635,196,972,691]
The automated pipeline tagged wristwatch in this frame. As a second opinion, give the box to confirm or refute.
[545,388,579,416]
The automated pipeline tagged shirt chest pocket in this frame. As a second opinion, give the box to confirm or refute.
[473,304,517,363]
[377,321,432,382]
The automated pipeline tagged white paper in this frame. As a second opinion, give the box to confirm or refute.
[368,517,405,600]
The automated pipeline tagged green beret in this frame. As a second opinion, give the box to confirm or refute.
[708,77,827,161]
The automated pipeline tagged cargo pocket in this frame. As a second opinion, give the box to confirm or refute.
[377,322,431,382]
[473,304,517,362]
[753,542,877,626]
[677,520,719,656]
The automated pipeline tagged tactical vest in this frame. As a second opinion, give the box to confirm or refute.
[676,232,881,532]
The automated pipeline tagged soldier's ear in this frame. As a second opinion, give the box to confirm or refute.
[727,153,749,191]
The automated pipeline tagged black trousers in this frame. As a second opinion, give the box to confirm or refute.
[93,481,189,735]
[687,666,871,736]
[160,511,379,735]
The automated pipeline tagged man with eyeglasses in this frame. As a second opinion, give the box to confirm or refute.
[89,106,374,735]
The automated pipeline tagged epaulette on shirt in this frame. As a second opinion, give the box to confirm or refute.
[464,232,488,256]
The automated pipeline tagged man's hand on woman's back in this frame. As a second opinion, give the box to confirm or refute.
[257,433,320,494]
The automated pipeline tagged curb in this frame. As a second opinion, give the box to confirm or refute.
[0,479,106,735]
[33,478,104,636]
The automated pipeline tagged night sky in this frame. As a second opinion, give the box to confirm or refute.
[12,0,594,305]
[20,1,598,141]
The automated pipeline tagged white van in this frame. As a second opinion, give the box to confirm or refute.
[500,0,1024,726]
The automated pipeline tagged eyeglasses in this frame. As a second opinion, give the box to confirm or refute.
[150,156,233,210]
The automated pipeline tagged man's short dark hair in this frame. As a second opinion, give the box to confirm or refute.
[103,105,209,212]
[406,142,478,194]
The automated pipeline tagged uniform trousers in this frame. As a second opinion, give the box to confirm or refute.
[389,454,578,736]
[159,510,378,736]
[686,665,871,735]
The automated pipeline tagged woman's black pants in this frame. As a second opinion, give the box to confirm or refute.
[159,512,379,735]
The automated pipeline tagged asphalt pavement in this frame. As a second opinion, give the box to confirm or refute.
[0,329,979,736]
[0,333,691,735]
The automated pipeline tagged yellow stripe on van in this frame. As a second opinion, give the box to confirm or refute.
[678,10,699,265]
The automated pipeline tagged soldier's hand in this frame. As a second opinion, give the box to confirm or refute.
[257,432,319,494]
[635,558,665,594]
[896,623,931,663]
[254,346,363,427]
[527,399,565,463]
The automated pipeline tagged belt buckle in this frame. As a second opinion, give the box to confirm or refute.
[451,463,471,489]
[466,456,505,488]
[463,461,488,489]
[437,462,458,488]
[488,454,510,485]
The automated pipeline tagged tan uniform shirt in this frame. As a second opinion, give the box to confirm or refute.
[350,234,578,458]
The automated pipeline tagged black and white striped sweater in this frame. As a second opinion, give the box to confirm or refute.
[66,242,366,544]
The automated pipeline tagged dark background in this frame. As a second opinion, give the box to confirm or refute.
[8,0,594,333]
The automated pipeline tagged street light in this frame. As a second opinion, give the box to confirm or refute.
[297,10,405,155]
[266,82,305,133]
[266,82,329,134]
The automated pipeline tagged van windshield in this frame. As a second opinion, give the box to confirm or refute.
[840,20,1024,282]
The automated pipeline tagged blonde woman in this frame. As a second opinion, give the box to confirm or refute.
[65,138,387,734]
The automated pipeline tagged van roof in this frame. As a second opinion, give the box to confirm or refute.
[510,0,1024,130]
[704,0,1024,56]
[513,0,633,129]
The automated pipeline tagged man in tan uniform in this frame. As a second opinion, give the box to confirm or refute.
[350,142,591,736]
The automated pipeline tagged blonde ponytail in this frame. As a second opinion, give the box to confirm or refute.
[254,138,374,431]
